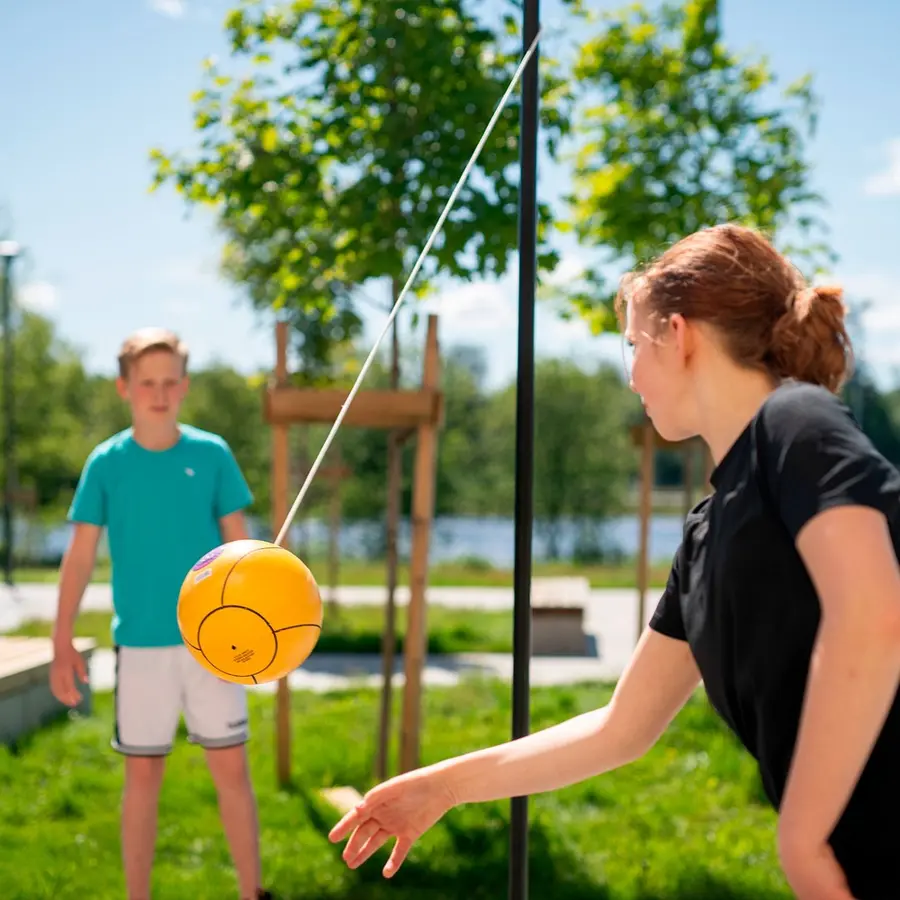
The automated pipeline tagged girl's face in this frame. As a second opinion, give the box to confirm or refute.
[624,295,697,443]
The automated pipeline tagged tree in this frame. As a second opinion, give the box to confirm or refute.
[485,359,637,559]
[149,0,573,361]
[150,2,576,776]
[560,0,833,331]
[0,312,95,515]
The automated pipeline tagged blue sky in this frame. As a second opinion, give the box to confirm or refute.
[1,0,899,389]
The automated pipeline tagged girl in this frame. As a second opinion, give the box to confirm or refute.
[329,225,900,900]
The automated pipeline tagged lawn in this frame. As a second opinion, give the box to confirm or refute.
[11,604,516,654]
[0,682,792,900]
[12,557,671,590]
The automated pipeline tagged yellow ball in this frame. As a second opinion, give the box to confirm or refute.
[177,539,323,685]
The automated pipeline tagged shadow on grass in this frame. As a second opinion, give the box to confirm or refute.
[293,787,789,900]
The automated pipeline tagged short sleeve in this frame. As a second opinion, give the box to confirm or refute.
[758,383,900,540]
[215,440,254,518]
[68,448,108,527]
[649,545,687,641]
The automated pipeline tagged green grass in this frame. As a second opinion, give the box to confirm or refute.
[12,557,671,590]
[10,605,517,654]
[0,682,790,900]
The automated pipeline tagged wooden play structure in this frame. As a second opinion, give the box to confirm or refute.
[631,417,713,644]
[264,315,443,786]
[0,636,96,745]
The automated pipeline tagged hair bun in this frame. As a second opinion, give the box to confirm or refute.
[770,283,852,393]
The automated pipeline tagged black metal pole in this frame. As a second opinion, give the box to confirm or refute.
[1,253,14,586]
[509,1,540,898]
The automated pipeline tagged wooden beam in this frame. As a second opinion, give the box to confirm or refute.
[264,386,441,430]
[319,785,364,818]
[399,315,441,775]
[318,461,351,612]
[682,442,695,520]
[704,447,715,493]
[636,418,654,646]
[272,321,292,788]
[629,423,704,452]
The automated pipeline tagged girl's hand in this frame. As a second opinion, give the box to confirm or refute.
[329,766,457,878]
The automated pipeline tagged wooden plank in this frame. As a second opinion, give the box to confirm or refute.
[0,637,96,693]
[319,785,364,817]
[629,423,704,452]
[636,419,654,644]
[272,321,292,788]
[399,315,441,775]
[531,577,591,609]
[264,385,441,430]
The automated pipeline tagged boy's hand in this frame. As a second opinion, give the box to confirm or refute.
[50,641,89,707]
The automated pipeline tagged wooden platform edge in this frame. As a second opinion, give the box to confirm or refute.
[319,785,364,818]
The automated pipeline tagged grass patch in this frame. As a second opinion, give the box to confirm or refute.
[10,605,517,654]
[12,558,671,590]
[0,682,790,899]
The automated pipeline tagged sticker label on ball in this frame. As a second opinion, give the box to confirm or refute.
[192,546,225,571]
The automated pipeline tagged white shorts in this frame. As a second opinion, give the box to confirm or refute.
[112,645,249,756]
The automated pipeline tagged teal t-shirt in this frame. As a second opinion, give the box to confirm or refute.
[68,425,254,648]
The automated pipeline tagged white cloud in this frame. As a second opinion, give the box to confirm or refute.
[18,281,58,314]
[422,280,517,333]
[835,271,900,385]
[863,138,900,198]
[405,272,622,389]
[542,252,588,288]
[840,272,899,327]
[149,0,185,18]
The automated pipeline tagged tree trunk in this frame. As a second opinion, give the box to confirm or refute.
[376,278,402,781]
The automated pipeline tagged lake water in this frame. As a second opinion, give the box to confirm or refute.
[289,514,685,566]
[24,513,685,568]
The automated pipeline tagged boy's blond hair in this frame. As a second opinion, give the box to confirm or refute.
[117,327,189,380]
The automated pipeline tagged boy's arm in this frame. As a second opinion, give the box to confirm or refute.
[54,448,107,645]
[52,523,102,647]
[219,511,249,542]
[50,523,102,706]
[215,439,254,542]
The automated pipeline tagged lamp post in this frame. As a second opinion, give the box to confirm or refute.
[0,241,19,586]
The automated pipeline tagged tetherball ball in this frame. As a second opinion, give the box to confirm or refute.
[177,539,323,685]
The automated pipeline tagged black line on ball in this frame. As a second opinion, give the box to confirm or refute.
[274,623,322,632]
[219,545,281,607]
[196,604,279,678]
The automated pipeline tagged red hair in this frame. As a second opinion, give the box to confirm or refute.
[615,224,853,393]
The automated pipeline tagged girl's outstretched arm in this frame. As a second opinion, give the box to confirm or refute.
[329,626,700,877]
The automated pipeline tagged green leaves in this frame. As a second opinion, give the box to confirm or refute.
[562,0,833,330]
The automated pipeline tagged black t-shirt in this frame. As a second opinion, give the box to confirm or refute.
[650,379,900,896]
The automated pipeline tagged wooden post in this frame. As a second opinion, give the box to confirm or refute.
[377,297,404,783]
[399,315,440,774]
[272,321,292,787]
[636,418,654,645]
[682,443,695,520]
[318,460,351,613]
[704,447,715,493]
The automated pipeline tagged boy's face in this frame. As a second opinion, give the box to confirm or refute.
[116,349,189,425]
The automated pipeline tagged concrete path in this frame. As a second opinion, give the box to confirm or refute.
[0,581,661,692]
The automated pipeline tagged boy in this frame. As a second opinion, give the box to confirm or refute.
[49,327,272,900]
